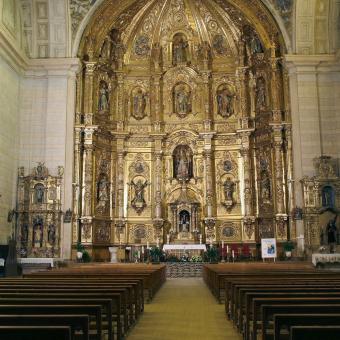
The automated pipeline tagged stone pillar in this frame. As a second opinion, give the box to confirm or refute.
[154,152,163,219]
[236,67,248,117]
[72,127,82,243]
[116,72,125,130]
[83,62,96,125]
[202,71,212,125]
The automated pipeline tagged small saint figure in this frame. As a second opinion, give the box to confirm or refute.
[98,82,109,112]
[96,175,109,211]
[34,184,44,204]
[223,177,235,201]
[256,77,266,110]
[173,146,193,180]
[173,34,188,64]
[33,220,43,248]
[327,216,338,253]
[48,224,56,245]
[217,87,234,118]
[132,89,147,120]
[174,86,190,115]
[179,211,190,232]
[131,178,148,214]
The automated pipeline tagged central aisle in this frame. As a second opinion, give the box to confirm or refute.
[127,278,242,340]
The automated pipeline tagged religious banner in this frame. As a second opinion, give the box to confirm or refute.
[261,238,277,259]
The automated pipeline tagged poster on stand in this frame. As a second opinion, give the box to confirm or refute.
[261,238,277,259]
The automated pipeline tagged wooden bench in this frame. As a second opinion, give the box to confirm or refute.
[0,314,89,340]
[274,313,340,340]
[289,325,340,340]
[0,326,71,340]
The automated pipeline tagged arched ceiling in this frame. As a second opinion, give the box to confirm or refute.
[77,0,288,59]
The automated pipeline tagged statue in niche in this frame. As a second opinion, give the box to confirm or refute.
[130,178,148,214]
[98,81,109,112]
[327,216,338,253]
[260,170,271,201]
[134,35,150,56]
[179,210,190,232]
[322,185,335,208]
[21,224,28,242]
[217,86,234,118]
[132,88,147,120]
[276,0,292,13]
[256,77,266,110]
[172,33,188,64]
[173,145,193,180]
[47,223,56,245]
[212,34,227,55]
[33,217,43,248]
[34,183,44,204]
[96,175,109,211]
[250,34,264,54]
[223,177,235,201]
[173,83,191,117]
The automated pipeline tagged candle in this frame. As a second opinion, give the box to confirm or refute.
[199,234,202,244]
[141,246,144,254]
[167,234,170,244]
[147,241,149,249]
[222,240,224,249]
[156,238,159,248]
[138,250,141,258]
[227,245,229,254]
[232,250,235,258]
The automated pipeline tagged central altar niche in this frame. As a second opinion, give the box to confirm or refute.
[169,183,200,243]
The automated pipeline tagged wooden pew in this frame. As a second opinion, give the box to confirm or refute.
[0,305,102,340]
[0,326,71,340]
[261,302,340,340]
[274,313,340,340]
[0,314,89,340]
[289,325,340,340]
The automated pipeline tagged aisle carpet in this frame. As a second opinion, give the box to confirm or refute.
[127,278,242,340]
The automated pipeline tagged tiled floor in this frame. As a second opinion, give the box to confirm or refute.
[127,278,242,340]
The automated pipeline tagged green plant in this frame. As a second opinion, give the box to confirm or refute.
[82,250,91,263]
[76,242,85,252]
[149,246,162,263]
[205,246,219,263]
[283,241,295,252]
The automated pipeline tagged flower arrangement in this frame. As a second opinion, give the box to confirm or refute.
[283,241,295,252]
[190,255,203,263]
[205,246,219,263]
[149,246,162,263]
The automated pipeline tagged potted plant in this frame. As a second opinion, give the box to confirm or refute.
[283,241,295,258]
[206,246,219,263]
[149,246,162,264]
[76,242,84,261]
[76,242,92,262]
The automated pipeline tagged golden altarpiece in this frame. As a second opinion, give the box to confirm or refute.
[72,0,294,259]
[16,164,63,258]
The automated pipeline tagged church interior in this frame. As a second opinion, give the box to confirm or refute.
[1,0,340,339]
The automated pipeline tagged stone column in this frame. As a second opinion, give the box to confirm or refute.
[236,67,248,118]
[80,127,96,244]
[83,62,96,125]
[72,127,82,243]
[202,71,212,125]
[154,152,163,219]
[116,72,125,131]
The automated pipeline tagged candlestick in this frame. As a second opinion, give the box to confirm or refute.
[156,238,159,248]
[232,250,235,258]
[199,234,202,245]
[141,246,144,254]
[147,241,149,249]
[222,240,224,249]
[226,245,229,254]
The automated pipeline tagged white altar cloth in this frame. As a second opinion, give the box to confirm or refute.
[163,244,206,251]
[312,253,340,266]
[18,258,56,268]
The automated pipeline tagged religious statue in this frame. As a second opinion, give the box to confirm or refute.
[256,77,266,110]
[48,224,56,245]
[174,85,190,116]
[179,211,190,232]
[131,178,148,214]
[250,35,263,53]
[96,175,109,211]
[132,89,147,120]
[21,224,28,242]
[261,171,271,201]
[34,184,44,204]
[33,218,43,248]
[173,146,193,180]
[322,185,334,208]
[173,34,188,64]
[217,87,234,118]
[98,82,109,112]
[223,178,235,201]
[327,216,338,253]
